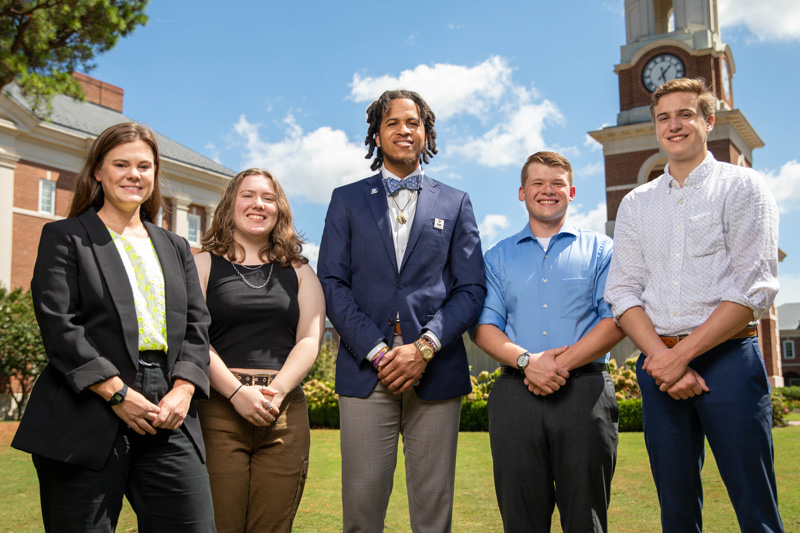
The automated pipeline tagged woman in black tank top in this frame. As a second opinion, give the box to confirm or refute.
[194,168,325,532]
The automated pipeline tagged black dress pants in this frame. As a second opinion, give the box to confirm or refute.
[488,370,618,533]
[33,352,215,532]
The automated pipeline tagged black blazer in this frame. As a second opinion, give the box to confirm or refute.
[12,208,211,470]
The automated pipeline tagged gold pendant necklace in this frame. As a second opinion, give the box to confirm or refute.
[391,191,415,224]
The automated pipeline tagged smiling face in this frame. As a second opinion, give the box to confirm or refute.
[519,162,575,237]
[375,98,426,178]
[94,140,155,218]
[232,173,279,243]
[654,91,715,179]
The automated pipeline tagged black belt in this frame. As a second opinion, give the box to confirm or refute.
[232,371,277,387]
[500,362,609,379]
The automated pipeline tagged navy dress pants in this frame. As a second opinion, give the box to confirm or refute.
[637,337,783,533]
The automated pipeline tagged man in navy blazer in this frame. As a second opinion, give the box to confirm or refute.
[318,90,485,532]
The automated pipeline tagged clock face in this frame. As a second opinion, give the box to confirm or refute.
[642,53,686,92]
[721,55,731,100]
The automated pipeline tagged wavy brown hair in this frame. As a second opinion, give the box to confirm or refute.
[364,89,438,171]
[650,77,715,122]
[68,122,163,220]
[202,168,307,266]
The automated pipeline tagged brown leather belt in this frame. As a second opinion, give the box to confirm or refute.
[659,325,757,348]
[232,371,277,387]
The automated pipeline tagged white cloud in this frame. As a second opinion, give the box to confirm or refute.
[448,94,563,167]
[776,273,800,306]
[303,242,320,272]
[479,214,511,245]
[568,202,607,233]
[719,0,800,42]
[577,161,604,177]
[349,56,513,121]
[233,114,370,204]
[447,23,464,30]
[760,160,800,213]
[584,134,603,152]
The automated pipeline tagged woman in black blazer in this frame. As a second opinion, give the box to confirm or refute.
[12,123,216,532]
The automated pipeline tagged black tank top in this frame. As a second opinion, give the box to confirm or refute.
[206,253,299,369]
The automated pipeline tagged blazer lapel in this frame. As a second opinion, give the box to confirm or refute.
[400,176,439,272]
[78,209,139,367]
[145,222,186,368]
[363,174,399,273]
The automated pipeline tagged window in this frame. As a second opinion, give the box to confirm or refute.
[784,340,795,360]
[39,179,56,214]
[187,213,201,245]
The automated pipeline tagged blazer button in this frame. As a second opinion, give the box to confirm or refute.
[388,318,394,325]
[397,282,404,290]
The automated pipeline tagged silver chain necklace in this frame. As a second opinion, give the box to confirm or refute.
[231,261,274,289]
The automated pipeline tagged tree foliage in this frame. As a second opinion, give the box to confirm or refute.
[0,287,48,419]
[0,0,149,110]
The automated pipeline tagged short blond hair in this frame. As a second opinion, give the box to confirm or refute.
[521,151,573,187]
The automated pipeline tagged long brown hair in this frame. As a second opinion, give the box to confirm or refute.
[201,168,308,266]
[68,122,163,220]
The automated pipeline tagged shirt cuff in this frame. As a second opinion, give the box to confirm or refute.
[366,342,389,361]
[421,330,442,351]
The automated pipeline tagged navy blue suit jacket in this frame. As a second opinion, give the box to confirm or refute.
[318,173,485,401]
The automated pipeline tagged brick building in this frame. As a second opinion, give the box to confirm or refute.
[0,74,235,417]
[778,303,800,387]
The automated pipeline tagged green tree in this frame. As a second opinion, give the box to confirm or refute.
[0,287,48,419]
[0,0,149,110]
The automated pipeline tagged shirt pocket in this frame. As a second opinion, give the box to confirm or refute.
[560,278,593,319]
[686,212,725,257]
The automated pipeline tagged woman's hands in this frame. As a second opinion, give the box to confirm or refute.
[230,385,280,426]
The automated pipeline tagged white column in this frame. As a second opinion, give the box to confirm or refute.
[0,150,19,289]
[172,196,191,241]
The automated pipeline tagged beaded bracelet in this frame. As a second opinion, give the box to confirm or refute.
[372,347,389,369]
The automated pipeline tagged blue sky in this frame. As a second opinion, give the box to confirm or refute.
[89,0,800,305]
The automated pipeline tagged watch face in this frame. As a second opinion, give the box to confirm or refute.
[642,53,686,92]
[517,353,529,369]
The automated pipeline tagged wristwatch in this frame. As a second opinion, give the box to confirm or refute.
[108,383,129,406]
[516,351,532,371]
[414,339,435,362]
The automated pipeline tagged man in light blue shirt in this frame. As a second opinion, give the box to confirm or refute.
[474,151,624,533]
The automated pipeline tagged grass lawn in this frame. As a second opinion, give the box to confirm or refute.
[2,422,798,532]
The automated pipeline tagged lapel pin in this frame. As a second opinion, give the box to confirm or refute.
[434,218,445,230]
[370,187,379,195]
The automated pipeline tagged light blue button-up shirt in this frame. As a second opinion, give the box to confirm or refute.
[476,222,614,364]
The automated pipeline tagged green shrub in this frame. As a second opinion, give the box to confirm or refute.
[460,399,488,431]
[771,389,789,428]
[776,386,800,403]
[304,341,338,384]
[304,379,340,429]
[610,357,641,401]
[618,399,643,432]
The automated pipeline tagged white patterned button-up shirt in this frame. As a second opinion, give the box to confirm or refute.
[605,154,779,336]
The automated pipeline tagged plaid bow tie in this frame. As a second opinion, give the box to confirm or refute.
[384,175,422,195]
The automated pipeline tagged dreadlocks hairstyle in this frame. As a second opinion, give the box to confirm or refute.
[201,168,308,267]
[364,89,438,171]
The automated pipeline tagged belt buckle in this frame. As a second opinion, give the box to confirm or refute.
[251,373,276,387]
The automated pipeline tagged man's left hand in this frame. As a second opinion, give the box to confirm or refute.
[377,343,427,394]
[153,380,195,430]
[643,345,687,389]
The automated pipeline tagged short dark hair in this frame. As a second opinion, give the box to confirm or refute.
[520,151,574,187]
[650,78,715,121]
[364,90,438,171]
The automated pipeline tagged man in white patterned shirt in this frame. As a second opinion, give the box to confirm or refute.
[605,78,783,532]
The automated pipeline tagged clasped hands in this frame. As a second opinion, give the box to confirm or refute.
[521,346,570,396]
[375,342,428,394]
[643,346,709,400]
[111,378,196,435]
[230,384,283,426]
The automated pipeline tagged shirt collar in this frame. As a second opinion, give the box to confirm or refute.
[380,165,424,183]
[664,152,716,189]
[514,221,578,245]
